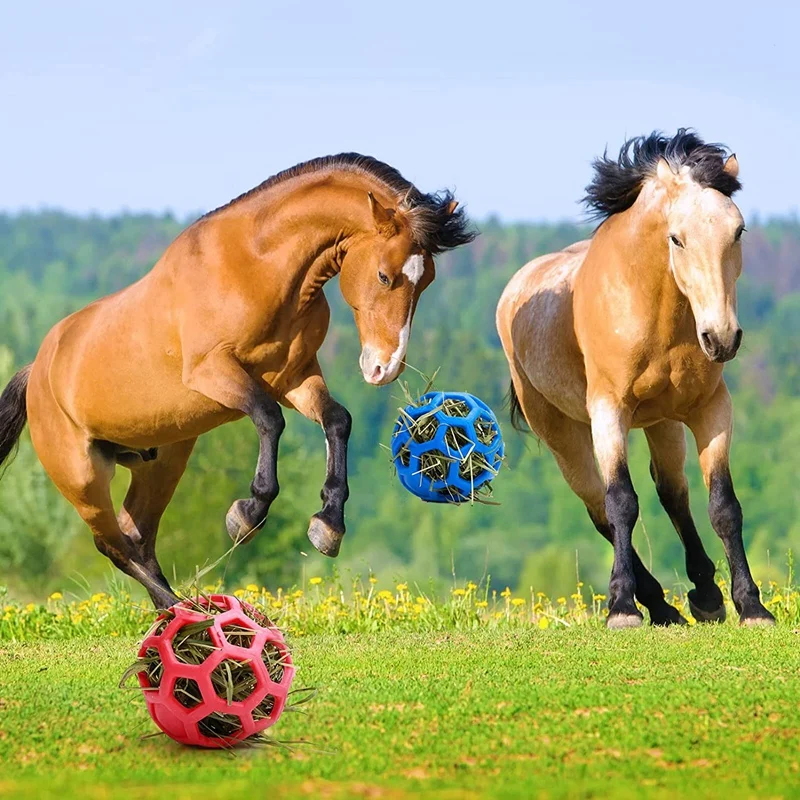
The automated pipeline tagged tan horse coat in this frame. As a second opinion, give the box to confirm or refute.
[498,131,773,627]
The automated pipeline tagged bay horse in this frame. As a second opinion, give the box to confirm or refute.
[0,154,475,608]
[497,130,774,628]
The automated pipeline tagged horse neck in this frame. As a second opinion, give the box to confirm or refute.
[243,175,384,307]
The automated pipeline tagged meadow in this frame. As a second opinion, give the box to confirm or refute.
[2,577,800,798]
[1,213,798,799]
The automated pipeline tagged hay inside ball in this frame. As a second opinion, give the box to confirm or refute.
[126,594,294,748]
[391,391,504,503]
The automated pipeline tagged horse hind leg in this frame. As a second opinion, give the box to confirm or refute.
[644,420,725,622]
[117,438,197,603]
[509,368,686,627]
[28,408,178,609]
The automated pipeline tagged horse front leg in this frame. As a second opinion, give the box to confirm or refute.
[184,353,285,544]
[285,363,351,557]
[589,397,642,629]
[687,382,774,626]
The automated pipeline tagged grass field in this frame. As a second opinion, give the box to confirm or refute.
[2,625,800,799]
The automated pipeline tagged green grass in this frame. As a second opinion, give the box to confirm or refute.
[2,627,799,799]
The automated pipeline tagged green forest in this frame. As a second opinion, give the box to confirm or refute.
[0,211,798,600]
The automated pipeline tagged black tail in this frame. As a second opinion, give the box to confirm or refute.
[0,365,31,476]
[507,380,529,433]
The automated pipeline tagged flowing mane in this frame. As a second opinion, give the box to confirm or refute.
[583,129,742,221]
[202,153,476,254]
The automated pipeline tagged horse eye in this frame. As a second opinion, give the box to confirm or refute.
[735,226,746,241]
[378,271,390,286]
[669,234,684,249]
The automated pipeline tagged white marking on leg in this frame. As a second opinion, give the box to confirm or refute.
[402,254,424,284]
[589,398,627,484]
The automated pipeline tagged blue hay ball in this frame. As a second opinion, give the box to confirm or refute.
[391,391,504,503]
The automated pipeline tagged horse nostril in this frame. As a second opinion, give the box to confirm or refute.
[733,328,743,351]
[371,364,385,383]
[700,331,715,352]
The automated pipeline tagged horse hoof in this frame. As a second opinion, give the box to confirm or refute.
[307,516,343,557]
[688,591,727,623]
[741,613,776,628]
[225,500,264,545]
[650,605,688,626]
[606,613,643,630]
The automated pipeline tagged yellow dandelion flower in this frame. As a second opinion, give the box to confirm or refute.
[309,576,323,585]
[538,616,550,629]
[396,583,408,592]
[246,584,259,592]
[369,576,378,584]
[476,601,488,608]
[511,598,525,607]
[557,597,566,605]
[413,603,423,613]
[416,596,428,604]
[91,593,106,602]
[467,582,478,591]
[292,590,304,598]
[500,587,512,598]
[377,590,393,601]
[593,594,607,602]
[233,589,245,598]
[49,592,63,601]
[25,603,36,612]
[452,588,466,597]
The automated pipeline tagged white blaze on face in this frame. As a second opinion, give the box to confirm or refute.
[388,307,413,372]
[360,253,425,384]
[402,253,424,285]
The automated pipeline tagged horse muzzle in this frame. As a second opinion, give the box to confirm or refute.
[359,346,402,385]
[698,327,743,363]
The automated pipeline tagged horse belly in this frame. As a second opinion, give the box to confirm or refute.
[41,302,237,448]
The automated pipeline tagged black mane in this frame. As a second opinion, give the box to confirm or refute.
[201,153,476,255]
[583,129,741,221]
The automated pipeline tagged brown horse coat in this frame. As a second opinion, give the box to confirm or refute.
[0,154,474,607]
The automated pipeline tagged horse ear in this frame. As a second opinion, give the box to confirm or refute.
[446,200,459,215]
[367,192,397,234]
[723,154,740,179]
[656,158,674,183]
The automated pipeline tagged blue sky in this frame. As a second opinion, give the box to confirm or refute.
[1,1,797,222]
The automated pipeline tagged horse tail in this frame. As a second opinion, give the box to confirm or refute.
[507,380,529,433]
[0,365,31,476]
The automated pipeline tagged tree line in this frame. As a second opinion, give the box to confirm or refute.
[0,211,797,599]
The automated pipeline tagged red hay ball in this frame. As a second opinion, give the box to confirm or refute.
[137,594,294,748]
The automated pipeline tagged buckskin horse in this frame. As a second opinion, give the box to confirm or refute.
[497,130,774,628]
[0,154,475,608]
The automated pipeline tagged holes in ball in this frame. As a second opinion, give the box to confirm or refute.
[141,647,163,688]
[418,450,452,484]
[198,712,242,739]
[221,623,257,649]
[210,659,259,703]
[441,399,471,418]
[473,416,497,446]
[253,694,276,721]
[171,621,216,665]
[262,642,286,683]
[150,618,169,637]
[408,416,439,444]
[173,677,203,709]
